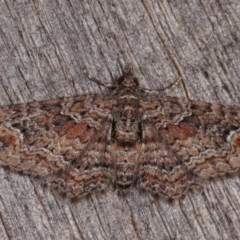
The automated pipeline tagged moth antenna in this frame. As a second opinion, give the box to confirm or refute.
[82,66,117,89]
[141,77,182,95]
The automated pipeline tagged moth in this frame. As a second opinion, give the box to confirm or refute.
[0,69,240,200]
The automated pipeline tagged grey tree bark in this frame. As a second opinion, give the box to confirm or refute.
[0,0,240,239]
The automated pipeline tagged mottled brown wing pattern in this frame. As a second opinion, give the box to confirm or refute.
[0,95,113,198]
[1,70,240,200]
[139,96,240,199]
[44,120,113,198]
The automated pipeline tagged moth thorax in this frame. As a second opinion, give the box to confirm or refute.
[119,76,139,88]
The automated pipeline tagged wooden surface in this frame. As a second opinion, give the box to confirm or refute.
[0,0,240,239]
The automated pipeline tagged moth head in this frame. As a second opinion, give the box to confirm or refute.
[118,73,139,88]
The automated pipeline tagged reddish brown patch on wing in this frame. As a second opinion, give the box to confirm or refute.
[143,125,158,142]
[54,120,95,143]
[232,133,240,148]
[162,123,196,141]
[0,128,18,146]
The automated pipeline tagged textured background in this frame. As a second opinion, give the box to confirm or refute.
[0,0,240,239]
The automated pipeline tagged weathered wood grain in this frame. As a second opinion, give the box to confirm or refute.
[0,0,240,239]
